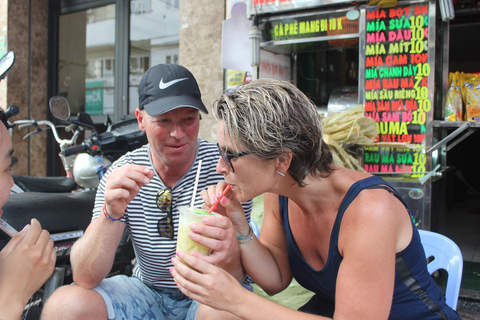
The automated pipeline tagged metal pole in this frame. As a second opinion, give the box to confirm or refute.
[249,16,261,80]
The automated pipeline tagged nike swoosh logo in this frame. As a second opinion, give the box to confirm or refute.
[159,78,189,89]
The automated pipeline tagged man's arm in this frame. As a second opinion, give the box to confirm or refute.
[71,164,154,289]
[70,217,126,289]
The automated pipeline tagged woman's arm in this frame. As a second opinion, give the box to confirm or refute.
[173,189,409,319]
[333,189,408,319]
[171,251,328,320]
[200,184,292,294]
[239,192,292,294]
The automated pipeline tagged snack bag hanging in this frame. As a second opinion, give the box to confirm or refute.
[444,72,464,121]
[462,73,480,122]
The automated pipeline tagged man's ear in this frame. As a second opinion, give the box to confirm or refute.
[276,152,292,174]
[136,109,146,132]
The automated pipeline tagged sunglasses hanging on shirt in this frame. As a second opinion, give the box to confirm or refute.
[156,188,174,238]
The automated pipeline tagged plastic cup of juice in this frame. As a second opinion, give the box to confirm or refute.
[176,206,220,268]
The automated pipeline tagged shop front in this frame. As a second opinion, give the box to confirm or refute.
[247,0,480,235]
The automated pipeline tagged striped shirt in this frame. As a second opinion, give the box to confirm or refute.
[92,140,252,289]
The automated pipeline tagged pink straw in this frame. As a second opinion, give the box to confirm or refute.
[208,184,231,213]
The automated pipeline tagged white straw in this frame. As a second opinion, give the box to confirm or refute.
[190,159,202,207]
[0,218,19,237]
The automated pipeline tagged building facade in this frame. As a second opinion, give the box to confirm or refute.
[1,0,226,177]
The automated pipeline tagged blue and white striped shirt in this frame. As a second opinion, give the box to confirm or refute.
[93,139,252,289]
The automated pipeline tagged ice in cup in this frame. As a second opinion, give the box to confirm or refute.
[176,206,220,259]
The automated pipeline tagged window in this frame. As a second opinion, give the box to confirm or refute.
[131,0,151,15]
[58,4,116,117]
[55,0,180,122]
[128,0,180,113]
[130,56,150,75]
[165,55,178,64]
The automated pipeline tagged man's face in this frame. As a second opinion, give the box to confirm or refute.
[0,124,14,214]
[137,107,200,169]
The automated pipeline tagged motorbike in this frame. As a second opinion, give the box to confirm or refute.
[10,92,116,193]
[10,95,92,193]
[0,51,147,319]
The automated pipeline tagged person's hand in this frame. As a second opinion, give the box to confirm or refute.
[103,164,154,219]
[195,182,251,281]
[200,183,249,234]
[0,219,56,319]
[171,251,244,313]
[187,213,245,281]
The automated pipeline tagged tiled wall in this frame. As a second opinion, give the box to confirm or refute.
[180,0,225,144]
[0,1,7,110]
[7,0,49,177]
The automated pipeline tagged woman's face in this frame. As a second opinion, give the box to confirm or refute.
[216,121,276,202]
[0,124,14,215]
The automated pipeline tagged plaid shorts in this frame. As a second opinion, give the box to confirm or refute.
[93,275,199,320]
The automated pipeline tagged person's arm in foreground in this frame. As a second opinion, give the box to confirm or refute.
[184,182,249,282]
[197,186,292,294]
[172,189,403,319]
[172,252,321,320]
[71,164,153,289]
[0,219,56,320]
[187,212,245,282]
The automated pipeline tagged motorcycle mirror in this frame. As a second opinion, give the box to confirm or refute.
[75,112,95,128]
[0,51,15,81]
[104,114,112,127]
[49,96,71,121]
[72,112,97,135]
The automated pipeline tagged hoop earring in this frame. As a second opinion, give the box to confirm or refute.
[276,171,285,177]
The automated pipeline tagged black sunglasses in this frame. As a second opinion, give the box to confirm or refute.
[156,188,174,238]
[216,143,252,173]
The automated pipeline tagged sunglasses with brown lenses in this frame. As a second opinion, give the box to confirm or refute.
[156,188,174,238]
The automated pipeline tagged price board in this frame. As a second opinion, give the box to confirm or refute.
[363,3,432,179]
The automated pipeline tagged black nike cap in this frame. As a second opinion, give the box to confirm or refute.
[138,64,208,116]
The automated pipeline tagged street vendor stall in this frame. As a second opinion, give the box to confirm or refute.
[247,0,480,232]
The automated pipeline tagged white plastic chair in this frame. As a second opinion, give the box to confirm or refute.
[418,229,463,310]
[249,220,260,237]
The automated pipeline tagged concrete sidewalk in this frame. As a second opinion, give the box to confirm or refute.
[458,289,480,319]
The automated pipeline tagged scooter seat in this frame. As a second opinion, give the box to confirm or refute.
[0,190,95,236]
[12,175,78,193]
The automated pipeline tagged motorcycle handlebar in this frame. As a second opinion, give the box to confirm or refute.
[61,144,88,157]
[17,122,35,130]
[1,105,19,129]
[4,105,19,119]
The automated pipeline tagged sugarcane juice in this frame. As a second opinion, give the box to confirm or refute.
[176,206,219,258]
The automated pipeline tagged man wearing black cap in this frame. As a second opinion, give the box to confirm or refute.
[42,64,252,320]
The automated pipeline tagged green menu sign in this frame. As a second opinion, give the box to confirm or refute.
[261,11,359,42]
